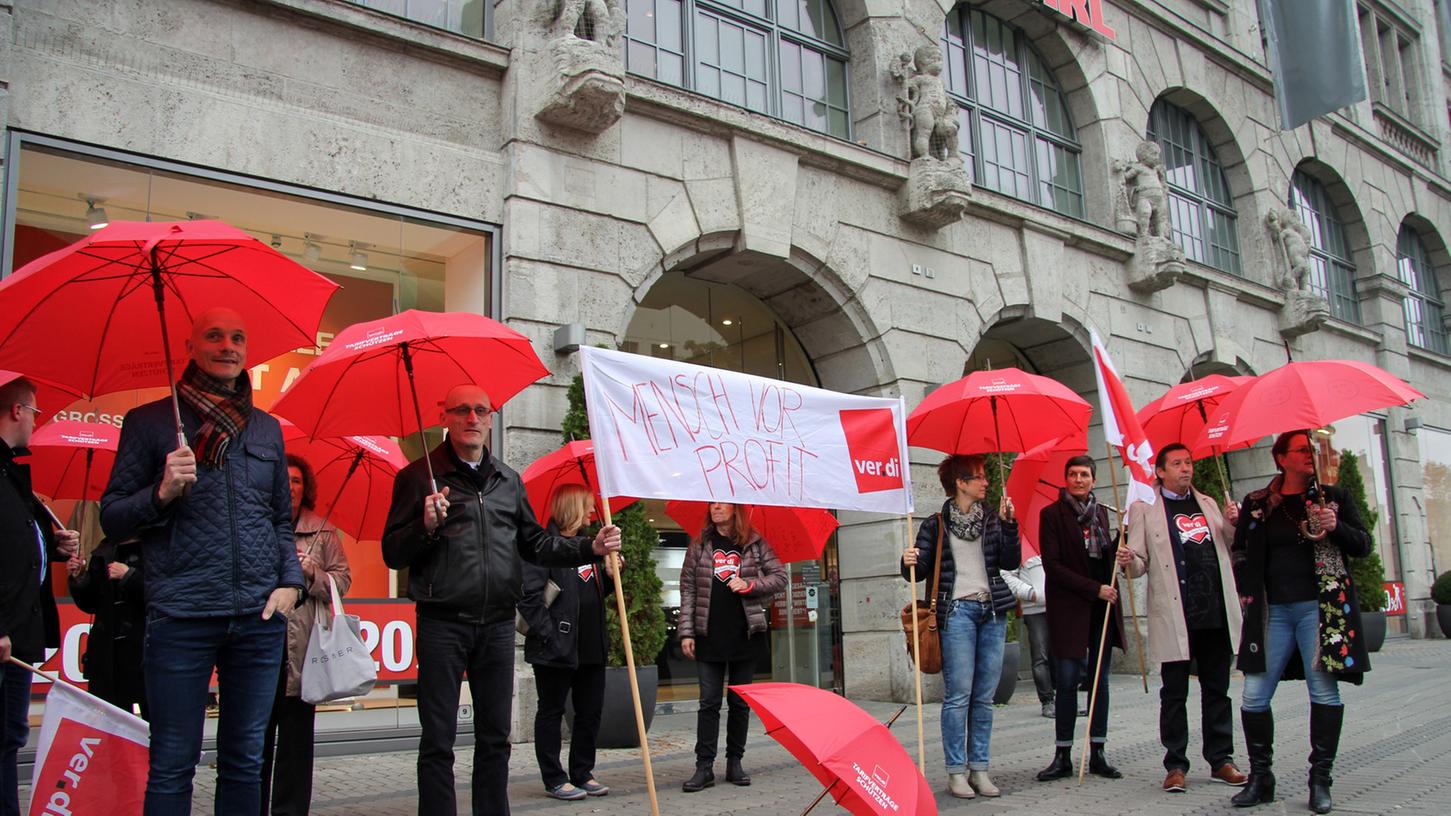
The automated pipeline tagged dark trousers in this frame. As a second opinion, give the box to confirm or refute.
[532,663,606,789]
[695,658,754,764]
[1053,634,1111,747]
[1022,613,1055,704]
[260,663,317,815]
[415,616,515,816]
[1,663,31,816]
[1160,626,1235,773]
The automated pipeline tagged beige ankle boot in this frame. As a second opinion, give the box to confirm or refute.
[948,772,975,798]
[969,770,1000,796]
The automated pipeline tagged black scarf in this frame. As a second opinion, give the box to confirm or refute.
[1063,488,1111,558]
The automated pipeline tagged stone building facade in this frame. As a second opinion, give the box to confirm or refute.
[2,0,1448,727]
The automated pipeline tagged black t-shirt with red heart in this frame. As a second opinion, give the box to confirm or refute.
[575,562,606,666]
[696,530,755,663]
[1162,493,1226,630]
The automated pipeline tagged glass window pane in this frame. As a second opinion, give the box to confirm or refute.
[745,29,767,82]
[628,0,655,40]
[628,41,658,76]
[803,49,825,99]
[659,0,683,51]
[829,108,849,138]
[826,57,847,106]
[660,51,683,84]
[696,13,718,64]
[780,41,802,93]
[721,23,745,73]
[779,0,800,32]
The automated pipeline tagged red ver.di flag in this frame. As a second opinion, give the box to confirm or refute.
[1090,329,1156,509]
[580,347,913,514]
[29,681,149,816]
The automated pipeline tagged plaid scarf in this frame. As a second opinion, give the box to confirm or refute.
[1063,488,1112,558]
[176,360,252,468]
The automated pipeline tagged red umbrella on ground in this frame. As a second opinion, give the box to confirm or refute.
[1197,360,1425,452]
[732,682,937,816]
[1004,435,1088,560]
[521,440,637,525]
[907,367,1091,456]
[270,310,549,491]
[277,418,407,542]
[664,500,839,564]
[0,371,82,429]
[23,421,120,503]
[0,220,338,446]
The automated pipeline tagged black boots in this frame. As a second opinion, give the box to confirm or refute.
[1308,703,1344,814]
[1036,747,1073,781]
[682,763,714,793]
[725,758,751,786]
[1232,709,1276,807]
[1087,744,1122,779]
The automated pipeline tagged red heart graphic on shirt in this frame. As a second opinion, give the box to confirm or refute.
[577,564,595,582]
[1175,513,1212,545]
[713,549,741,582]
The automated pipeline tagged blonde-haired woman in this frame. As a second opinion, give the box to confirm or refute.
[517,485,616,801]
[678,503,787,793]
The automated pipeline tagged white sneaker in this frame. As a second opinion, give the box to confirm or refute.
[969,770,1001,797]
[948,772,975,798]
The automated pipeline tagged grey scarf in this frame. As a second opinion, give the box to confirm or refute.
[946,500,984,542]
[1063,488,1112,558]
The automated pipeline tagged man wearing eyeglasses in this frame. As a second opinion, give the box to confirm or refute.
[0,376,80,816]
[383,383,622,816]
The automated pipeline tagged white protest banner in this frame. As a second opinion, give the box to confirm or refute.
[580,347,913,514]
[28,679,149,816]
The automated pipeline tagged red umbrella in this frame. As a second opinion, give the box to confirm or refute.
[24,421,120,502]
[664,500,838,564]
[732,682,936,816]
[0,370,82,429]
[1005,436,1087,560]
[521,440,637,525]
[270,310,549,491]
[0,220,338,444]
[907,367,1091,456]
[278,418,407,541]
[1137,374,1254,460]
[1197,360,1424,451]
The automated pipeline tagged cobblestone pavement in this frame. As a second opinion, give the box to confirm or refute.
[34,637,1450,814]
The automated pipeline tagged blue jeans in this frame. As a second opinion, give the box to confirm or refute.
[1,663,32,816]
[142,611,286,816]
[1242,600,1341,712]
[939,599,1006,772]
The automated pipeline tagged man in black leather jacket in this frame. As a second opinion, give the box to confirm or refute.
[382,383,620,816]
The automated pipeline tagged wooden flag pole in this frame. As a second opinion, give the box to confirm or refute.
[598,504,660,816]
[1102,442,1148,693]
[1078,560,1121,784]
[905,514,926,774]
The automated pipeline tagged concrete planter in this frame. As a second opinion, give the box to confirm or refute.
[994,641,1020,705]
[1437,605,1451,639]
[1361,610,1387,653]
[588,665,658,749]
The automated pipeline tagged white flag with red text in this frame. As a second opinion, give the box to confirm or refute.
[28,680,148,816]
[1090,330,1157,509]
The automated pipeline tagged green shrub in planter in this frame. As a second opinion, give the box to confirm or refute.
[1432,571,1451,606]
[1337,451,1388,613]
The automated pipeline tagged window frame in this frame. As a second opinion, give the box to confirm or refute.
[1146,99,1242,276]
[1397,225,1449,355]
[1289,170,1362,324]
[347,0,491,42]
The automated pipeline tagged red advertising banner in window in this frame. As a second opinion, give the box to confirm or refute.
[1384,581,1407,616]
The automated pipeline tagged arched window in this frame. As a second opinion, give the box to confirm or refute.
[942,7,1084,217]
[1398,225,1448,354]
[1147,99,1241,275]
[1289,171,1361,323]
[623,0,850,139]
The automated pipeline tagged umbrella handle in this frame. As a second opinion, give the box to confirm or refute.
[800,779,842,816]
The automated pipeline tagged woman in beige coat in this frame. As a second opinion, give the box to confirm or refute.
[260,454,352,815]
[1120,443,1245,793]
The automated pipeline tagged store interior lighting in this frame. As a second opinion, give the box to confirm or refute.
[349,243,368,271]
[85,199,109,230]
[303,234,322,263]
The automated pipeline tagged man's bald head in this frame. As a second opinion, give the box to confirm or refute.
[440,383,493,461]
[187,307,248,381]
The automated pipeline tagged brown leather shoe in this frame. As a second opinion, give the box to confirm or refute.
[1163,769,1187,793]
[1213,762,1249,786]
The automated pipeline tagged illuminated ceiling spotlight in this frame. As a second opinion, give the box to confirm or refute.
[348,242,368,271]
[303,233,322,263]
[84,198,109,230]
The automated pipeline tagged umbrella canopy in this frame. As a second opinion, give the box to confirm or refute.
[0,370,83,429]
[732,682,937,816]
[1137,374,1254,460]
[0,220,339,398]
[907,368,1091,455]
[1004,436,1088,560]
[521,440,637,525]
[664,500,838,564]
[23,420,120,502]
[1197,360,1425,452]
[278,418,408,541]
[270,309,549,440]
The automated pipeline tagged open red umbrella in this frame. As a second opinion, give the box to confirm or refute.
[664,500,838,564]
[907,367,1091,456]
[24,420,120,502]
[1197,360,1424,452]
[0,370,82,429]
[277,418,407,541]
[270,310,549,491]
[1004,435,1087,559]
[732,682,936,816]
[1137,374,1255,460]
[521,440,637,525]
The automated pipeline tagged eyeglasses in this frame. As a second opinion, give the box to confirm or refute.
[444,405,493,419]
[16,404,41,417]
[960,473,988,482]
[1286,446,1315,455]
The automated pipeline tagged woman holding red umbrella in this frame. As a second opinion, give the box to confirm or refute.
[1230,431,1372,814]
[901,454,1019,800]
[678,503,786,793]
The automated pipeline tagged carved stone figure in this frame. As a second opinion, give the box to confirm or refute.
[1266,205,1314,292]
[894,46,960,161]
[534,0,627,133]
[900,156,971,228]
[1113,141,1171,241]
[549,0,624,47]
